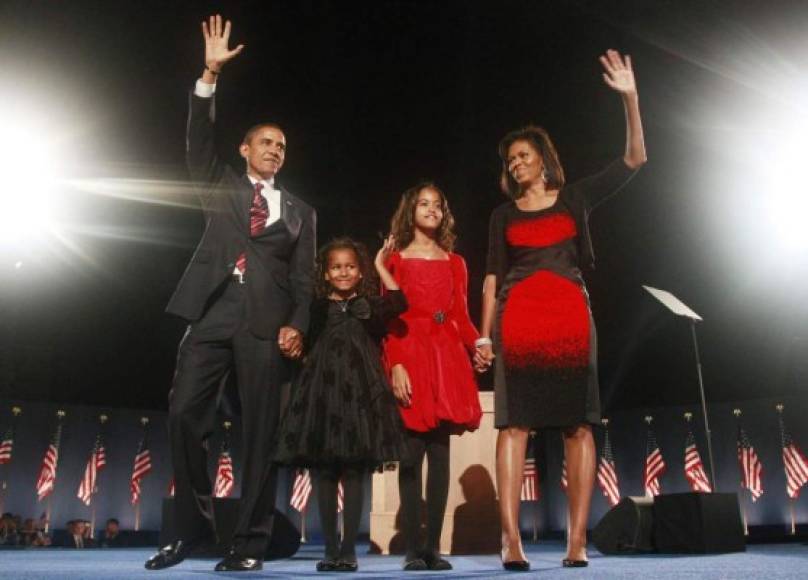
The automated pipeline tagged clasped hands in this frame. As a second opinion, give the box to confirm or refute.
[473,343,494,374]
[278,326,303,359]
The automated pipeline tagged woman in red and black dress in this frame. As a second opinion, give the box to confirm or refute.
[477,50,647,570]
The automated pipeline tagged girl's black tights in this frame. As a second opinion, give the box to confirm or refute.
[398,426,450,559]
[316,465,364,561]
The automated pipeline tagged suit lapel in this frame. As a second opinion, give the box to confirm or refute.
[236,175,254,233]
[279,187,302,239]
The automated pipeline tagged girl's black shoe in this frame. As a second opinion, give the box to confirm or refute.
[424,551,452,571]
[316,558,338,572]
[334,558,358,572]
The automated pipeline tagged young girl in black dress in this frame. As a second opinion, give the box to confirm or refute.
[276,236,408,572]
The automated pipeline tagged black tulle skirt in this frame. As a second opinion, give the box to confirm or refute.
[275,317,409,468]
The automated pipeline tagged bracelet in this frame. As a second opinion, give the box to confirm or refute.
[205,65,220,75]
[474,337,493,348]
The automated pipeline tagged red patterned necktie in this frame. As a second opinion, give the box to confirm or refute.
[235,182,269,274]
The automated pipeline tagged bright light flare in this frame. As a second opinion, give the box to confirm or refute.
[766,128,808,251]
[0,123,62,245]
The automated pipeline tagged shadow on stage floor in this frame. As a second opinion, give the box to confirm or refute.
[0,540,807,579]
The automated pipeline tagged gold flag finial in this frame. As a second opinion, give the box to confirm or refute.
[100,414,109,424]
[11,406,22,416]
[140,416,150,427]
[733,408,742,417]
[644,415,653,425]
[223,421,232,430]
[56,409,66,419]
[684,412,693,422]
[776,403,784,414]
[601,418,610,427]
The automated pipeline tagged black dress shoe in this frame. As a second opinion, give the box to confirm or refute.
[502,559,531,572]
[214,552,263,572]
[144,539,199,570]
[423,551,452,571]
[562,558,588,568]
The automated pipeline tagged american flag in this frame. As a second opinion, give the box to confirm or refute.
[778,414,808,499]
[521,457,539,501]
[130,435,152,505]
[35,420,64,501]
[560,458,568,493]
[644,427,666,497]
[337,480,345,513]
[737,424,763,501]
[167,477,175,497]
[214,439,235,498]
[77,433,107,505]
[0,424,14,464]
[289,468,312,512]
[597,427,620,507]
[684,428,712,493]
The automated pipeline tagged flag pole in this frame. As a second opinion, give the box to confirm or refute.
[45,496,52,534]
[741,491,748,536]
[89,414,108,540]
[528,431,538,542]
[644,416,653,497]
[734,409,748,535]
[790,499,796,536]
[0,406,22,515]
[135,416,149,532]
[300,508,307,543]
[775,404,797,536]
[44,409,66,534]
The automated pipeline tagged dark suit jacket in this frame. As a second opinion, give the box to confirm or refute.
[166,92,316,340]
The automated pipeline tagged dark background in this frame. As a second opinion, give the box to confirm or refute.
[1,0,806,412]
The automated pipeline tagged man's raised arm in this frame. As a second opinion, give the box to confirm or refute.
[186,15,244,188]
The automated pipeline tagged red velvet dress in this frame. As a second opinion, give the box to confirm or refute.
[383,252,482,433]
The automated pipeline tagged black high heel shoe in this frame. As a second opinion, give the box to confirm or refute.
[502,559,531,572]
[562,558,588,568]
[501,545,530,572]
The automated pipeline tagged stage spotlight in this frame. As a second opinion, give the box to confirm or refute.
[0,124,63,246]
[766,127,808,251]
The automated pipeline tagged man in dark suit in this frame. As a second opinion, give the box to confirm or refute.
[145,15,315,572]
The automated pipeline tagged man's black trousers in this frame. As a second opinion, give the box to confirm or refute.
[168,279,285,559]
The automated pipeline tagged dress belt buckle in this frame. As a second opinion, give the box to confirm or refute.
[433,310,445,324]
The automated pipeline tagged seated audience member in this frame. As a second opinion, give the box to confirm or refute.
[0,512,20,546]
[62,520,94,548]
[99,518,125,548]
[20,518,50,547]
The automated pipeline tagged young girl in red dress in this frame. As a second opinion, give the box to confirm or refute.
[383,182,485,571]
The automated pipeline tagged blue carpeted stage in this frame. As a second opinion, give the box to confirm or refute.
[1,541,807,579]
